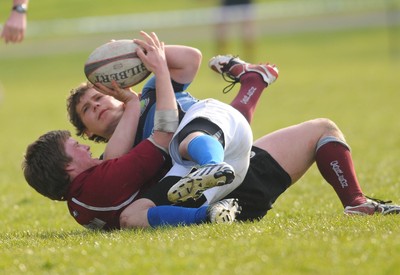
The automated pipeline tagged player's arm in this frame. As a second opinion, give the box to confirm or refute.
[1,0,29,43]
[165,45,202,85]
[95,81,140,160]
[120,198,155,228]
[97,32,182,158]
[135,31,179,150]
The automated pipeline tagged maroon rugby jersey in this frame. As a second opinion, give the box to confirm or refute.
[66,140,170,230]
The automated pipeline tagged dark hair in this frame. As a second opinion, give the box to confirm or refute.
[22,130,72,201]
[66,82,108,143]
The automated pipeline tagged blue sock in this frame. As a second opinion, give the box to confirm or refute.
[147,206,208,228]
[187,135,224,165]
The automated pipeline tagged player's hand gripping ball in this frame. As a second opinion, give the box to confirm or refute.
[84,39,151,89]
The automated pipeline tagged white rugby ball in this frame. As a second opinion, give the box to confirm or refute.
[84,40,151,89]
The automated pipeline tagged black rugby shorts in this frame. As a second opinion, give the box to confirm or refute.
[141,146,291,221]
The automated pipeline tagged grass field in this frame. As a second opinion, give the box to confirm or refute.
[1,1,400,274]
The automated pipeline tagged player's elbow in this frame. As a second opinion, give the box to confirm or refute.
[120,212,148,229]
[119,213,133,229]
[151,132,174,150]
[191,47,203,71]
[120,198,155,229]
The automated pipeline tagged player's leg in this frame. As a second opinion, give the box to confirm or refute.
[167,131,235,203]
[166,120,235,203]
[253,118,400,214]
[254,118,339,183]
[254,118,366,205]
[209,55,278,123]
[168,99,252,204]
[119,198,241,229]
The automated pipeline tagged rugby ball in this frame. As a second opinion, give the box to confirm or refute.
[84,40,151,89]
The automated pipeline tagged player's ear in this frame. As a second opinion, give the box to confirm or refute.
[65,163,74,172]
[65,162,79,179]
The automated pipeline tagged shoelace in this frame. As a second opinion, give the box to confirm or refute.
[365,195,392,204]
[221,56,241,94]
[221,73,239,94]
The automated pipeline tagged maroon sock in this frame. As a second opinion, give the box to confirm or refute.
[315,142,366,207]
[230,72,267,123]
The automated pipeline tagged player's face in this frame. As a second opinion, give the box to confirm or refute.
[64,137,99,171]
[76,88,124,139]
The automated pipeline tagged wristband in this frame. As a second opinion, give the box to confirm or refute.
[12,4,28,14]
[154,109,179,133]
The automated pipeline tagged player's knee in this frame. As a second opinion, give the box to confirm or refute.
[314,118,344,140]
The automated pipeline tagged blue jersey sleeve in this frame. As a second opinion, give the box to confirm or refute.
[138,76,199,141]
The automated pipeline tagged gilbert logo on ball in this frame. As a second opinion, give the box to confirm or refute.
[84,40,151,89]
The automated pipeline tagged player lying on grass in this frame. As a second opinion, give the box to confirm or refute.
[23,32,243,230]
[25,31,400,232]
[64,31,400,230]
[23,31,281,230]
[68,32,278,205]
[69,30,398,229]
